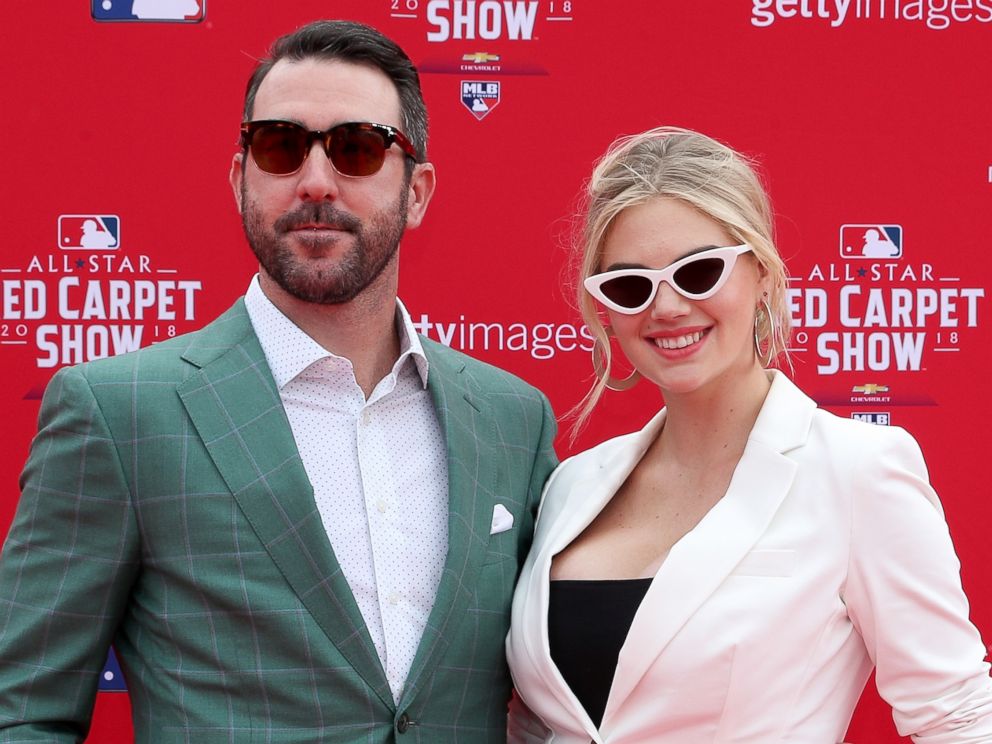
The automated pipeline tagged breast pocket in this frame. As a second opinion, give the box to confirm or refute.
[482,500,523,565]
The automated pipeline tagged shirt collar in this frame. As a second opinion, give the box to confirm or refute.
[243,274,430,390]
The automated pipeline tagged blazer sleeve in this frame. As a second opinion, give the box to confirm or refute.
[0,365,140,741]
[844,426,992,742]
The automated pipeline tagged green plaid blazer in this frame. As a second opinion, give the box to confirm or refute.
[0,300,557,743]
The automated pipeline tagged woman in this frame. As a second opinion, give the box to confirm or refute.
[506,127,992,743]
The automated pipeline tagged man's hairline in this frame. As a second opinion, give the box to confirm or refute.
[244,56,406,124]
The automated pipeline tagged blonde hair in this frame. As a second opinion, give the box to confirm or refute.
[572,126,792,432]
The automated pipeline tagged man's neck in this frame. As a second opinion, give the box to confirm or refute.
[259,273,402,399]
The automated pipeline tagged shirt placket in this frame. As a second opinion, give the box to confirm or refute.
[357,377,408,699]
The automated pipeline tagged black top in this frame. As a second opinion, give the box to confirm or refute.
[547,578,653,728]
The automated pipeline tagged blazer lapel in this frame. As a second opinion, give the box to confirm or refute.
[547,416,664,559]
[398,342,497,710]
[523,411,668,742]
[176,301,392,707]
[603,372,816,724]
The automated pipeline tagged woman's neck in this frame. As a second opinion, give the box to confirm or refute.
[654,364,773,468]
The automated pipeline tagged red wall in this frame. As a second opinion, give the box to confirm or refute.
[3,2,991,741]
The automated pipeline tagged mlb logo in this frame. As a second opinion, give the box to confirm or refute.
[461,80,501,120]
[852,412,891,425]
[58,215,120,250]
[91,0,205,22]
[98,648,128,692]
[839,224,902,259]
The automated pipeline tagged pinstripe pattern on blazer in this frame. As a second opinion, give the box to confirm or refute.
[0,299,558,744]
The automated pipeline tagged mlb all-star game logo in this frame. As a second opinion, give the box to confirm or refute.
[791,223,984,380]
[461,80,501,119]
[1,213,204,371]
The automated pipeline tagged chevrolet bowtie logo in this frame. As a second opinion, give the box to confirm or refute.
[462,52,501,63]
[853,384,889,394]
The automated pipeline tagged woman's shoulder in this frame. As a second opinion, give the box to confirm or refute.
[765,371,924,465]
[796,403,933,507]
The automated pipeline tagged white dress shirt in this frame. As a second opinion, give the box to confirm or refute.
[244,276,448,702]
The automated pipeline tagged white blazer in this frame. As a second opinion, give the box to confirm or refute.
[507,371,992,743]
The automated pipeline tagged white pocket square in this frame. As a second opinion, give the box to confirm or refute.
[490,503,514,535]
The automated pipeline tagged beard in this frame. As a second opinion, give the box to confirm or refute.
[240,181,409,305]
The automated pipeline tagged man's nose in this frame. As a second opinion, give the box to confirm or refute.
[295,142,341,201]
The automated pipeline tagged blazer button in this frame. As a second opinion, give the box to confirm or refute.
[397,712,411,733]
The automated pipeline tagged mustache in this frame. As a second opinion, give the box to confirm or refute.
[274,203,361,233]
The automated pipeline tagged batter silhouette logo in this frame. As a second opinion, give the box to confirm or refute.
[58,215,120,250]
[839,224,903,260]
[461,80,501,120]
[91,0,205,22]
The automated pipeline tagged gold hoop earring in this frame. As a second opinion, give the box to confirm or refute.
[591,329,641,391]
[753,298,776,368]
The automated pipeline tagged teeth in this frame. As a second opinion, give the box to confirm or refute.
[655,331,704,350]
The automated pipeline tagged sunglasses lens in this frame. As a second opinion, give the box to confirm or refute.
[329,125,388,177]
[599,275,655,309]
[249,124,308,175]
[672,257,725,296]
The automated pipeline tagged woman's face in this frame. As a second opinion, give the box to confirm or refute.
[597,196,767,398]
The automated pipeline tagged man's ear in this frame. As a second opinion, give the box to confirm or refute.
[404,162,436,230]
[229,152,246,212]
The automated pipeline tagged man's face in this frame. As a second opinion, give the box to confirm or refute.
[229,58,434,306]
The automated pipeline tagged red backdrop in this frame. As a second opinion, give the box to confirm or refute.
[3,2,990,741]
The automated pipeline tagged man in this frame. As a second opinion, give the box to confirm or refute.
[0,20,556,743]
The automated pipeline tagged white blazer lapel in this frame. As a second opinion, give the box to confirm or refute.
[542,409,667,558]
[603,372,816,726]
[523,409,667,742]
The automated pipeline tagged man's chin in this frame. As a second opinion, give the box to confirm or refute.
[264,265,361,305]
[285,283,360,305]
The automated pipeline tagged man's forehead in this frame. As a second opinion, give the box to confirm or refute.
[253,58,403,127]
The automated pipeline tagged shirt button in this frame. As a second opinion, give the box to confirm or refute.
[388,591,401,605]
[361,409,371,426]
[376,499,388,513]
